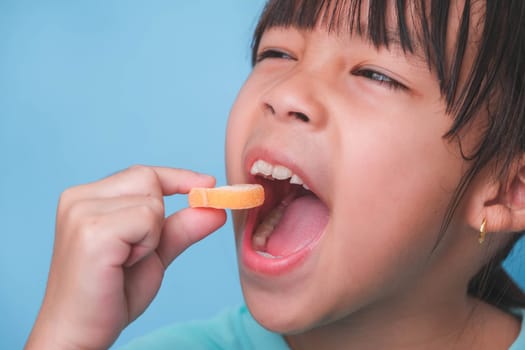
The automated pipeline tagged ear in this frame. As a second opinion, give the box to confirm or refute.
[463,155,525,236]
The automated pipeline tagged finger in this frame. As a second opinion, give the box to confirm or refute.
[69,165,215,200]
[123,253,165,322]
[80,204,164,268]
[156,208,227,268]
[60,195,165,227]
[150,166,216,195]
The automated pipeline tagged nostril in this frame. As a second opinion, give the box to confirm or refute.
[292,112,310,122]
[264,103,310,123]
[264,103,276,115]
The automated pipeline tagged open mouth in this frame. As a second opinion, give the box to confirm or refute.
[248,159,329,259]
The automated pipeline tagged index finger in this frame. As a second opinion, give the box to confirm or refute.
[71,165,216,199]
[150,166,216,195]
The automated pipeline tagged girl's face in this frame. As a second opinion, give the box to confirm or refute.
[225,24,477,333]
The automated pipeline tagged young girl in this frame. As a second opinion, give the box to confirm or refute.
[26,0,525,349]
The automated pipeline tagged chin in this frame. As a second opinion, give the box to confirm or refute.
[243,293,316,334]
[239,273,343,335]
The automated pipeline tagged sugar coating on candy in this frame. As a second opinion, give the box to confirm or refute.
[188,184,264,209]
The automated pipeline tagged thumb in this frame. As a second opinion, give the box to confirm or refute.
[156,207,227,268]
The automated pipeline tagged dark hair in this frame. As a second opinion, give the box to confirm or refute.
[251,0,525,310]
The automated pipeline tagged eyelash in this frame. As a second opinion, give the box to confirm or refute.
[352,69,407,91]
[256,49,407,92]
[255,49,294,63]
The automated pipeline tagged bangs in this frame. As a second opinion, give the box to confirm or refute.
[252,0,419,54]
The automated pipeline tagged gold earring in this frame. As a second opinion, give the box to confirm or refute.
[479,218,487,244]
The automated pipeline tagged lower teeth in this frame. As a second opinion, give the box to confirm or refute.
[256,250,282,259]
[252,197,290,251]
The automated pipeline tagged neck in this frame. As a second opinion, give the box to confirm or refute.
[285,293,519,350]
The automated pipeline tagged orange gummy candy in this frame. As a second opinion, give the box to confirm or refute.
[188,184,265,209]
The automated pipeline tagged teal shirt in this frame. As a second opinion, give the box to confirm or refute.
[119,305,289,350]
[121,305,525,349]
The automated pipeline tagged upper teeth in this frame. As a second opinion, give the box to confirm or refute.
[250,160,310,190]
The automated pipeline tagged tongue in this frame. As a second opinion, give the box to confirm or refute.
[265,194,329,257]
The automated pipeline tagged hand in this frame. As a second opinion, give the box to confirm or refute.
[25,166,227,350]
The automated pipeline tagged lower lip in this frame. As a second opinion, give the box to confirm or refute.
[239,208,320,276]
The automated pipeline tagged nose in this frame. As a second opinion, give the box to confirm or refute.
[260,70,327,128]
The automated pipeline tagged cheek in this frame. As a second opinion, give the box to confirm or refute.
[332,116,463,260]
[313,132,463,315]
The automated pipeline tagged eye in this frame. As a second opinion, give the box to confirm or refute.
[255,49,295,64]
[353,68,407,91]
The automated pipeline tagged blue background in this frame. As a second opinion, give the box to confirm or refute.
[0,1,523,349]
[1,1,265,348]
